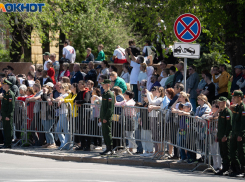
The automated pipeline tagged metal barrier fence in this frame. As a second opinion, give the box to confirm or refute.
[25,101,73,149]
[0,100,221,171]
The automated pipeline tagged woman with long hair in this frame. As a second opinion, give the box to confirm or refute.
[115,91,136,152]
[146,86,164,155]
[54,83,70,150]
[58,83,79,147]
[41,84,56,148]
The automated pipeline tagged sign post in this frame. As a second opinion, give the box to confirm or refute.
[184,58,187,92]
[173,13,201,92]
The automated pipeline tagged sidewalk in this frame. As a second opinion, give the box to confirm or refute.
[0,145,209,171]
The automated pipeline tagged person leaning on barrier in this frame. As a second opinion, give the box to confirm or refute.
[212,97,232,175]
[202,100,222,171]
[0,80,15,149]
[74,80,91,151]
[99,79,115,155]
[229,90,245,177]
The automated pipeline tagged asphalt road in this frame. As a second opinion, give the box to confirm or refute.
[0,153,242,182]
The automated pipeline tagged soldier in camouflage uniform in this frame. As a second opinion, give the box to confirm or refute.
[0,79,15,149]
[215,96,232,175]
[229,90,245,177]
[99,79,115,155]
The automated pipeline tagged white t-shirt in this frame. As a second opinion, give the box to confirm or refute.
[44,59,52,70]
[60,93,69,114]
[146,66,154,90]
[137,71,147,83]
[113,48,126,59]
[130,61,141,84]
[160,77,168,87]
[62,45,76,63]
[28,80,35,87]
[120,72,130,83]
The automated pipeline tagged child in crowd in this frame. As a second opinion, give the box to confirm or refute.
[174,102,193,163]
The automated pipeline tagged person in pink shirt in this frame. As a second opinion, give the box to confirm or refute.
[115,90,136,152]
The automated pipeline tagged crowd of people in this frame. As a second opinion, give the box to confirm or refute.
[0,39,245,177]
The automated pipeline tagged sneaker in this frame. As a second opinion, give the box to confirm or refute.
[95,146,102,150]
[140,153,150,157]
[144,153,153,157]
[42,144,49,148]
[187,159,198,164]
[177,159,184,163]
[47,144,57,149]
[99,149,112,155]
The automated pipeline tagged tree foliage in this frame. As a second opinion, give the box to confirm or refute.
[1,0,136,62]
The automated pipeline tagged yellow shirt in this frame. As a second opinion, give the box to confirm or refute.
[63,93,78,117]
[212,71,230,94]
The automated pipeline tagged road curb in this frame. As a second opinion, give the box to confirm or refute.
[1,149,205,171]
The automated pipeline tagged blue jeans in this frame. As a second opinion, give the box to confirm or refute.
[135,128,143,153]
[138,91,141,103]
[41,120,55,144]
[190,98,197,113]
[178,131,190,160]
[56,114,71,149]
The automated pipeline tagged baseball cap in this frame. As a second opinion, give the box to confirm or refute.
[101,79,111,84]
[234,65,243,69]
[217,96,227,102]
[43,52,50,56]
[233,90,243,97]
[44,82,54,88]
[183,102,192,108]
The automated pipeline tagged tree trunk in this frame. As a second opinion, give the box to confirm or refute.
[42,27,50,65]
[59,29,66,60]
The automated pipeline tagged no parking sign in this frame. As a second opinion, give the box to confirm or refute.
[174,13,201,43]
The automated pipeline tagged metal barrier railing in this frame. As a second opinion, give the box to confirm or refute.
[0,100,220,172]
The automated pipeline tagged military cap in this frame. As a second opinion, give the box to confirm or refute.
[43,52,50,56]
[217,96,227,102]
[7,65,14,71]
[3,79,12,86]
[101,79,111,84]
[233,90,243,97]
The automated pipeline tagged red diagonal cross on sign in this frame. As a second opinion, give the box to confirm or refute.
[179,19,196,38]
[174,13,201,43]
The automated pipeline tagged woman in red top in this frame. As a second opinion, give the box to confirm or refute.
[47,62,56,84]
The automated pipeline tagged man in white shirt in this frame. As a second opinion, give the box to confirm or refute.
[63,40,76,63]
[126,48,144,101]
[112,45,127,64]
[43,52,52,71]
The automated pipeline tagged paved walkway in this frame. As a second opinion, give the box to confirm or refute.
[0,145,210,171]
